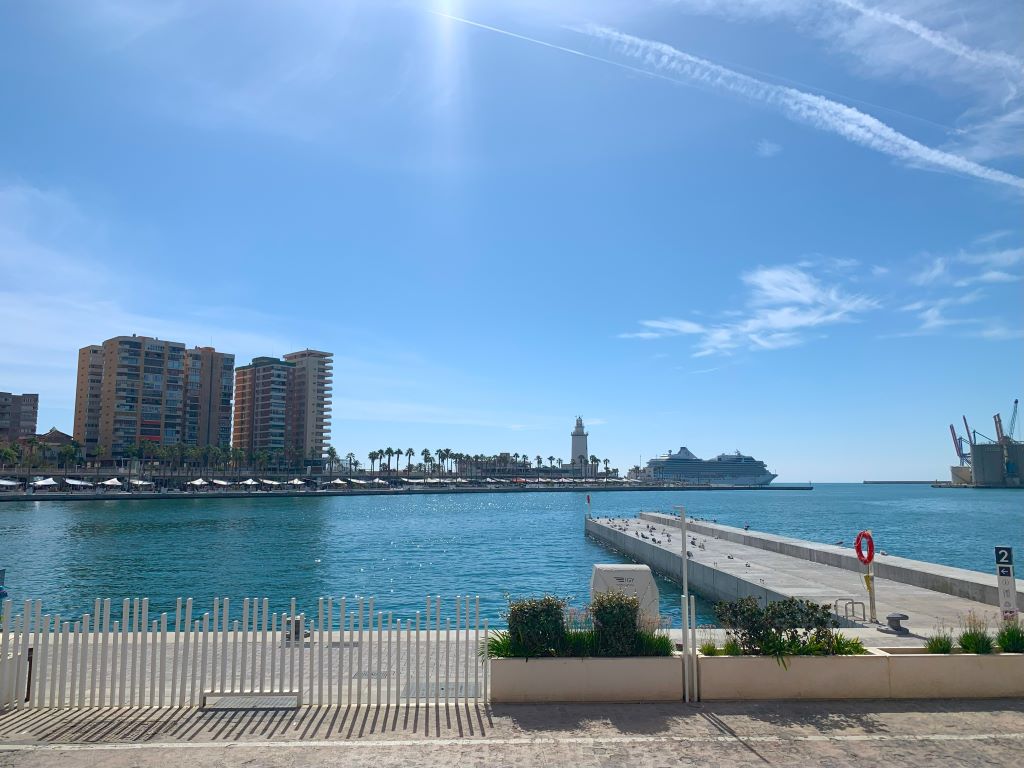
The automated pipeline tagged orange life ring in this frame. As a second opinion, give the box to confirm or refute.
[855,530,874,565]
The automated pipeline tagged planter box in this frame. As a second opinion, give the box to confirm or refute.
[698,649,1024,700]
[698,649,891,700]
[881,649,1024,699]
[490,656,683,703]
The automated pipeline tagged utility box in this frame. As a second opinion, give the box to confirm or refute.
[590,564,660,624]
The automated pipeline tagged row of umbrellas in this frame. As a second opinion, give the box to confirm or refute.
[0,477,154,488]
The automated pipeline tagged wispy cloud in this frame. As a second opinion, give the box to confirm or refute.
[756,139,782,158]
[619,264,878,356]
[899,290,985,332]
[580,24,1024,191]
[912,247,1023,287]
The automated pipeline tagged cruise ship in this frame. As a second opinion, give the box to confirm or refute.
[644,447,777,486]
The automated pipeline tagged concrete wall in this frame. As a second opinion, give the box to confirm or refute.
[639,513,1024,608]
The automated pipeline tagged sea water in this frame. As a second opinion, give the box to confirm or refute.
[0,484,1019,625]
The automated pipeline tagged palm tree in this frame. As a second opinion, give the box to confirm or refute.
[548,456,555,469]
[326,446,339,478]
[603,458,610,476]
[345,452,355,476]
[385,448,394,475]
[436,448,444,476]
[405,448,414,474]
[368,451,378,474]
[590,454,600,479]
[421,448,432,476]
[578,454,586,478]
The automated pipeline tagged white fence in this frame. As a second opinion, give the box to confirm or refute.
[0,596,489,709]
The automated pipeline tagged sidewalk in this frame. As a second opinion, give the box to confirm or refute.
[2,699,1022,767]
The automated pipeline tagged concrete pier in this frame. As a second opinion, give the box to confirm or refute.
[586,514,1023,636]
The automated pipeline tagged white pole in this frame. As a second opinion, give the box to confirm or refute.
[681,596,689,703]
[689,594,699,702]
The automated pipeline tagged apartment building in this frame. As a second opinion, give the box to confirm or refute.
[232,350,333,463]
[0,392,39,443]
[232,356,293,457]
[283,349,333,462]
[73,335,234,457]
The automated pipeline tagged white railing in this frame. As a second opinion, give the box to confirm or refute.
[0,596,489,709]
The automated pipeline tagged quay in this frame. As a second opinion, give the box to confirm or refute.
[586,512,1024,635]
[0,483,813,504]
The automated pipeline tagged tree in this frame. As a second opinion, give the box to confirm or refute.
[590,455,600,479]
[345,452,355,476]
[368,451,378,474]
[536,455,543,476]
[385,447,394,475]
[326,446,339,478]
[421,448,432,476]
[548,455,555,469]
[405,448,414,474]
[603,458,610,476]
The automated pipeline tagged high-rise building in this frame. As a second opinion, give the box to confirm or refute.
[232,356,293,457]
[73,345,103,454]
[232,350,333,463]
[0,392,39,443]
[184,347,234,450]
[571,416,589,469]
[73,335,234,457]
[283,349,333,462]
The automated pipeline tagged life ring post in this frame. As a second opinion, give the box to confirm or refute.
[855,530,877,623]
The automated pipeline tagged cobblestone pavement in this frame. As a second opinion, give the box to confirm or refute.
[2,699,1022,767]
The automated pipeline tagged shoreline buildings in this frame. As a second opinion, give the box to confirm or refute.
[73,335,234,458]
[0,392,38,443]
[233,350,333,463]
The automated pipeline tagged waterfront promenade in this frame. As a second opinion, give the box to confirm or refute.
[0,483,813,504]
[1,699,1022,767]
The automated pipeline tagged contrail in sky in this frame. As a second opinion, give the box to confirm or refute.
[431,11,1024,192]
[830,0,1024,79]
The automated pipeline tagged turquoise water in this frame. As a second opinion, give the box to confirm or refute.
[0,485,1019,625]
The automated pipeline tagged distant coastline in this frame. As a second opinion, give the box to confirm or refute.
[0,483,815,503]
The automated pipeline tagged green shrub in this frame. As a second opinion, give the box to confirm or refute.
[699,641,719,656]
[483,630,513,659]
[722,637,743,656]
[563,629,597,657]
[506,596,567,658]
[714,597,841,659]
[996,619,1024,653]
[591,591,641,657]
[635,630,674,657]
[829,634,867,656]
[957,611,993,654]
[925,631,954,654]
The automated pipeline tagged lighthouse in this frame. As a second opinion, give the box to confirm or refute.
[571,416,589,471]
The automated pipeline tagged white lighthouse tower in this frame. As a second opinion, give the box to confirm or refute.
[571,416,589,473]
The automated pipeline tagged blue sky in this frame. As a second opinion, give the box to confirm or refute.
[1,0,1021,481]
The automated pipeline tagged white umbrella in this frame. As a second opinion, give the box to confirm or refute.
[329,478,348,485]
[371,478,387,485]
[240,478,258,486]
[188,478,207,486]
[32,478,57,487]
[100,478,122,487]
[130,479,154,486]
[259,478,281,486]
[348,478,367,485]
[288,478,306,485]
[65,478,94,487]
[211,479,231,486]
[0,478,20,486]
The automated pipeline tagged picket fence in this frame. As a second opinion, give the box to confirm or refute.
[0,596,488,709]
